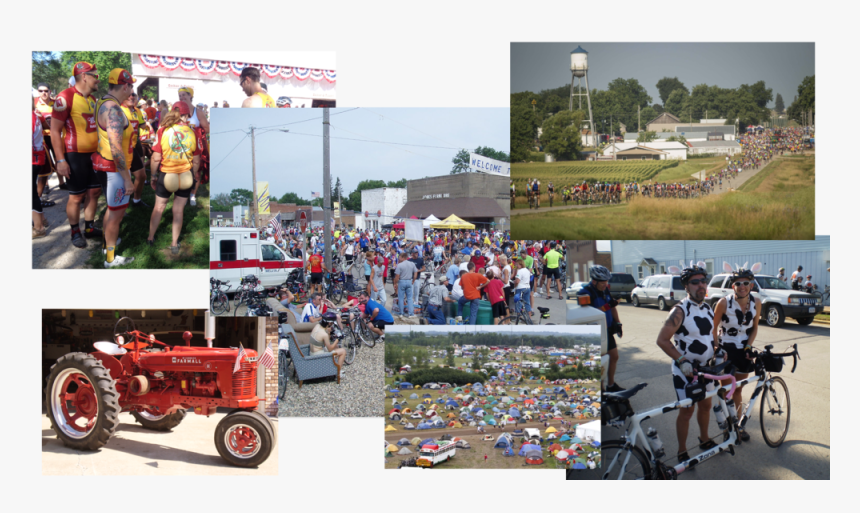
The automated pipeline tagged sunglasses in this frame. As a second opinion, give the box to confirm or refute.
[733,281,750,287]
[85,72,100,79]
[687,278,708,285]
[38,89,49,93]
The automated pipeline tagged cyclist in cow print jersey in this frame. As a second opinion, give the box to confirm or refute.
[712,262,762,442]
[656,261,719,462]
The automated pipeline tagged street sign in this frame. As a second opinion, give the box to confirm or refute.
[299,211,308,232]
[364,211,369,218]
[377,210,382,217]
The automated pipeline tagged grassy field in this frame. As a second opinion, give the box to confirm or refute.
[511,160,680,209]
[512,157,815,240]
[86,180,210,269]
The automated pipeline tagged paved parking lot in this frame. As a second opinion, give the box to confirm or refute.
[604,302,830,479]
[42,408,278,476]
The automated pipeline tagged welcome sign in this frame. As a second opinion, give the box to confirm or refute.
[469,153,510,176]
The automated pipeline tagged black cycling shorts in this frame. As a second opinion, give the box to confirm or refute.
[372,319,392,330]
[65,152,99,195]
[607,333,617,352]
[154,170,194,200]
[310,272,323,284]
[33,164,43,214]
[545,267,561,280]
[721,343,756,374]
[131,143,144,172]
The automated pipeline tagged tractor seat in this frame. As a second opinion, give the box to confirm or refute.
[604,382,647,401]
[537,307,550,314]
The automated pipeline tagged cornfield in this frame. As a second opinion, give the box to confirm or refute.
[511,160,679,198]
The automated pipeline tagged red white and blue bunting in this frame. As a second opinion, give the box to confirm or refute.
[135,55,336,84]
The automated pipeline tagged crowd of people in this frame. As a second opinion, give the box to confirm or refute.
[263,224,570,327]
[32,62,211,266]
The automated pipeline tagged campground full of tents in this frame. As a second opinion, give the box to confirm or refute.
[383,379,601,469]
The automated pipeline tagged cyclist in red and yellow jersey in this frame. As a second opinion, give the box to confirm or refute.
[34,83,65,201]
[51,61,102,248]
[148,101,202,255]
[177,86,209,206]
[239,67,277,108]
[122,91,150,210]
[93,68,137,268]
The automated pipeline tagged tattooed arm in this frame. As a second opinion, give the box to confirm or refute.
[106,104,134,195]
[656,306,685,361]
[712,298,726,352]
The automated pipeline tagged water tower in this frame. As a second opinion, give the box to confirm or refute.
[569,46,595,147]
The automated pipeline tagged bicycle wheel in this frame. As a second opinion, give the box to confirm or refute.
[212,292,228,315]
[344,339,356,366]
[356,319,372,346]
[278,350,289,399]
[600,441,652,480]
[760,376,791,447]
[497,316,514,325]
[331,284,344,304]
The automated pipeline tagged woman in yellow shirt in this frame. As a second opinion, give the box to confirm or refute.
[147,102,202,255]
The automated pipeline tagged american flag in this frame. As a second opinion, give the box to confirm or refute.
[259,345,275,369]
[268,213,286,242]
[233,342,246,373]
[311,191,320,198]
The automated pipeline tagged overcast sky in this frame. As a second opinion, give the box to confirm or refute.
[210,108,509,199]
[511,43,814,109]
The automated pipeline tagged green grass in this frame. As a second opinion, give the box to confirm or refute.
[815,312,829,321]
[512,160,814,239]
[86,178,210,269]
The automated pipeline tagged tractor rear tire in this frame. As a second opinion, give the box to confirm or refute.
[214,410,274,468]
[45,352,120,451]
[131,409,187,431]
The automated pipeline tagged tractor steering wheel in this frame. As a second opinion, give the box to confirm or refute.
[114,316,137,344]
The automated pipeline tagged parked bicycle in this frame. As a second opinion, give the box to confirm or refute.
[233,274,261,310]
[499,291,554,325]
[600,343,800,479]
[210,278,231,315]
[335,306,377,365]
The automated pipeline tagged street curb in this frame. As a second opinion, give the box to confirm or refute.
[812,318,829,326]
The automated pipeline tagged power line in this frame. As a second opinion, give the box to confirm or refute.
[283,128,467,151]
[328,123,451,165]
[211,133,249,170]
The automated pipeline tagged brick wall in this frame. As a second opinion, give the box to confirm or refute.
[264,317,279,417]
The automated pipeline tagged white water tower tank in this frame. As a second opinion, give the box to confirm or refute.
[570,46,588,77]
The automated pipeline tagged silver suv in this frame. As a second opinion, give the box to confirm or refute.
[630,274,687,311]
[706,273,823,327]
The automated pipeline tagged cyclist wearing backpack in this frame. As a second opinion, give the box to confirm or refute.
[578,265,623,391]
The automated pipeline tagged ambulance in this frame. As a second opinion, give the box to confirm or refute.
[210,227,303,288]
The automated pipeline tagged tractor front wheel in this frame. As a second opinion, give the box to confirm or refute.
[131,408,187,431]
[214,410,274,467]
[45,353,120,451]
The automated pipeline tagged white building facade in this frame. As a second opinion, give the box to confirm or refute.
[603,141,688,160]
[361,187,408,231]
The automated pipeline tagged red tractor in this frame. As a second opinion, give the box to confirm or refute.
[45,317,276,467]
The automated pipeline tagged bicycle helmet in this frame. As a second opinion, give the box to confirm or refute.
[276,96,292,107]
[589,265,611,282]
[671,260,708,286]
[319,312,337,327]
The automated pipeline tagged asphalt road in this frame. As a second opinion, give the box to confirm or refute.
[604,302,830,479]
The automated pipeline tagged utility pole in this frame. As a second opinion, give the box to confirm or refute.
[638,104,641,133]
[250,125,258,230]
[338,186,342,230]
[323,108,332,270]
[611,112,616,161]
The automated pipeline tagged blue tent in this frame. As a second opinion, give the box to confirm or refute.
[559,435,571,442]
[419,438,434,448]
[503,447,515,457]
[592,441,601,448]
[518,444,541,456]
[400,382,413,389]
[417,422,433,430]
[445,400,459,408]
[494,434,513,449]
[423,394,432,398]
[572,462,587,469]
[471,407,482,413]
[508,407,521,418]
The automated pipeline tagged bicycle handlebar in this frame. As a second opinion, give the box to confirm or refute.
[700,373,737,399]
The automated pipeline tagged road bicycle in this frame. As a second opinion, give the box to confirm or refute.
[235,289,273,317]
[548,190,554,208]
[600,343,800,479]
[233,274,261,310]
[498,291,554,325]
[210,278,231,315]
[334,307,377,365]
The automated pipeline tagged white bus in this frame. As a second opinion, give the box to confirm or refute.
[416,441,456,468]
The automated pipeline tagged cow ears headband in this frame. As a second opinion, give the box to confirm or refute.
[668,260,706,275]
[722,261,763,274]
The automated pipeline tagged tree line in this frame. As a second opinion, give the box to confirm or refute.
[511,74,815,162]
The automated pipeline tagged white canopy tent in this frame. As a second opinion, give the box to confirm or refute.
[575,419,601,443]
[422,214,441,229]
